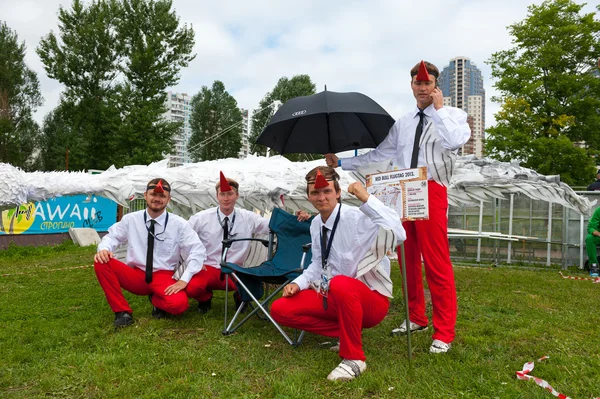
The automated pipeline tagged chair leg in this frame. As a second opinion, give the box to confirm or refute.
[221,272,303,345]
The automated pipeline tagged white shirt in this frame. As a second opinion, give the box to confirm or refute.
[98,209,207,283]
[188,207,270,268]
[293,195,406,296]
[341,104,470,185]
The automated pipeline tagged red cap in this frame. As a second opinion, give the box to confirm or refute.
[313,169,330,189]
[219,171,232,192]
[154,180,165,193]
[416,60,431,82]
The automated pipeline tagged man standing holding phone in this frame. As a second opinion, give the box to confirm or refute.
[326,61,471,353]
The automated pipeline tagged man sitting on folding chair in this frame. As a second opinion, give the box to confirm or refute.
[271,166,406,382]
[188,171,310,313]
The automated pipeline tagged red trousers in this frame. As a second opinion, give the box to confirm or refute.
[271,275,389,361]
[185,265,237,302]
[398,180,457,343]
[94,258,204,315]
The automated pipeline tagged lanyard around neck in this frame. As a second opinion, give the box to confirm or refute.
[320,204,342,271]
[143,211,169,242]
[217,209,236,238]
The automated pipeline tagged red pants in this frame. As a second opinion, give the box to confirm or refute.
[94,258,202,315]
[271,275,389,361]
[185,265,238,302]
[398,180,457,343]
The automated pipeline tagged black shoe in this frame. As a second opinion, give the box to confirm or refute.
[148,294,167,319]
[114,311,133,327]
[197,298,212,314]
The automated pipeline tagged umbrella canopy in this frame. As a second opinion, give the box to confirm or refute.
[256,90,395,154]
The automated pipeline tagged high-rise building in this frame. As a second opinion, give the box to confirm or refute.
[164,91,192,167]
[238,108,251,158]
[438,56,486,157]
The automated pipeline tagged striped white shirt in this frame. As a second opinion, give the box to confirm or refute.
[292,196,406,297]
[341,104,470,186]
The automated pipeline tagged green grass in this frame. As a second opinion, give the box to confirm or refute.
[1,243,599,398]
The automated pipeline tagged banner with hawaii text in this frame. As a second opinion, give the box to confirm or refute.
[0,195,117,235]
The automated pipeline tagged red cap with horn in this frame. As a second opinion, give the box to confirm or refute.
[219,171,232,192]
[313,169,330,189]
[416,60,431,82]
[154,180,165,193]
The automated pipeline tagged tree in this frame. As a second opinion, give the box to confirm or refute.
[37,0,195,170]
[486,0,600,186]
[0,21,43,170]
[39,103,87,171]
[249,75,316,161]
[188,81,243,161]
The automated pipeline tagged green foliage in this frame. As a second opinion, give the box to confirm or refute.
[36,0,195,170]
[1,245,600,398]
[0,21,43,171]
[249,75,317,161]
[486,0,600,185]
[188,81,243,161]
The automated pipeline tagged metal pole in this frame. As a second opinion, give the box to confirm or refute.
[507,194,514,264]
[399,244,412,362]
[477,200,483,262]
[546,202,553,266]
[580,213,585,270]
[562,207,568,269]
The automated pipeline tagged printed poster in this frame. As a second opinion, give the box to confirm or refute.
[366,167,429,221]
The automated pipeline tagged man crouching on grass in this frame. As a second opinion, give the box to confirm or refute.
[94,178,208,327]
[271,166,406,381]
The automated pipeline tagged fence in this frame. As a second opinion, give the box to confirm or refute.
[448,191,600,268]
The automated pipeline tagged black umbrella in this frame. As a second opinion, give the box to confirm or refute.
[256,90,395,154]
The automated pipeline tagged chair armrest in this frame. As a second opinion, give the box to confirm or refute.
[221,237,270,268]
[222,237,269,249]
[300,242,312,270]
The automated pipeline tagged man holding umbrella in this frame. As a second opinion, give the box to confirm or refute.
[326,61,471,354]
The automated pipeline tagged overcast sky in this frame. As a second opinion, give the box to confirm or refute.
[2,0,597,128]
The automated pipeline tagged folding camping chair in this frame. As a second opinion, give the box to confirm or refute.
[220,207,313,345]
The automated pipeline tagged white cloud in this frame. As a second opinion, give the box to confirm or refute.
[2,0,597,131]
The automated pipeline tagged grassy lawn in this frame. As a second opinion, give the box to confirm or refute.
[1,242,599,398]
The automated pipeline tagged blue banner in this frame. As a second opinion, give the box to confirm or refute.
[0,195,117,235]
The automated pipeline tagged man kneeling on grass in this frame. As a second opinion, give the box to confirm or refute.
[271,167,406,381]
[94,178,208,327]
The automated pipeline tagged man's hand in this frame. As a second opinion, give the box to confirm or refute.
[296,210,312,222]
[282,283,300,297]
[164,280,188,295]
[430,87,444,110]
[347,182,370,203]
[325,153,339,168]
[94,249,114,264]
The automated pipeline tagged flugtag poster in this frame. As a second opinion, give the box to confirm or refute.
[366,167,429,221]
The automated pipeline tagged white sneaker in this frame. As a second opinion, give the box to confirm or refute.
[430,339,451,354]
[329,341,340,352]
[391,319,428,335]
[326,359,366,381]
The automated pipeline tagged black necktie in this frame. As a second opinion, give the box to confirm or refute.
[410,110,425,168]
[222,216,229,241]
[146,219,156,284]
